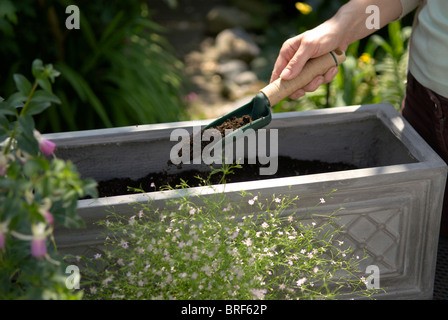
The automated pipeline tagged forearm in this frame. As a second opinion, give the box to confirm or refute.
[330,0,404,50]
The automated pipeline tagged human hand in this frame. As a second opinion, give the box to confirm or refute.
[270,22,344,99]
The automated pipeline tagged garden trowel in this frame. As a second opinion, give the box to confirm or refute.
[182,49,346,164]
[204,49,346,142]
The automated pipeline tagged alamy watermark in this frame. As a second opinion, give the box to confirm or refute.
[65,5,80,30]
[65,265,81,290]
[365,5,380,30]
[364,265,380,289]
[169,127,279,176]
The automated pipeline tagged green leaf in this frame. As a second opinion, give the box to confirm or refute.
[31,59,44,79]
[13,74,32,96]
[37,78,52,93]
[17,115,38,155]
[25,101,51,116]
[23,157,45,178]
[32,90,61,104]
[0,101,16,116]
[6,91,27,107]
[0,0,18,24]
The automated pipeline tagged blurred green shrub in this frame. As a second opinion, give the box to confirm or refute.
[0,0,187,133]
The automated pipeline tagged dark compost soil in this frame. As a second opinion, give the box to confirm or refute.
[94,115,357,198]
[96,156,357,198]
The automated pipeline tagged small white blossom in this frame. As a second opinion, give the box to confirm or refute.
[296,277,307,287]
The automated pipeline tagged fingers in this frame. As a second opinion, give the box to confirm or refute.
[270,36,302,83]
[288,66,339,99]
[280,43,314,81]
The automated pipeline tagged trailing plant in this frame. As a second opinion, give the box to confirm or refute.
[0,59,97,299]
[79,166,380,300]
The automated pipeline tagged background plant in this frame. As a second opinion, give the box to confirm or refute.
[80,169,378,300]
[0,0,188,133]
[0,60,97,299]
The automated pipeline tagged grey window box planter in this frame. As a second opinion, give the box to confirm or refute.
[48,103,447,299]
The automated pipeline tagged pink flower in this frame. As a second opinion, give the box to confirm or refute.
[30,223,49,259]
[33,130,56,155]
[43,210,54,226]
[39,139,56,155]
[31,238,47,259]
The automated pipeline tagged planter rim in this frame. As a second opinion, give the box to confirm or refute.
[42,103,389,139]
[44,102,446,168]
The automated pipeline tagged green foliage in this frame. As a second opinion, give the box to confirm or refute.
[370,21,412,110]
[0,60,97,299]
[1,0,188,133]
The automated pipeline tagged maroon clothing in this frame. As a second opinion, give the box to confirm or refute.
[402,72,448,238]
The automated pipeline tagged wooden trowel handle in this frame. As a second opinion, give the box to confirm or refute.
[260,49,346,106]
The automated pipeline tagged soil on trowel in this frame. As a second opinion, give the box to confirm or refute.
[170,115,253,165]
[95,156,358,198]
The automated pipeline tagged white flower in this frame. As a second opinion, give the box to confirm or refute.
[248,199,255,205]
[296,277,307,287]
[274,197,281,203]
[178,241,186,248]
[120,239,129,249]
[320,198,325,204]
[242,238,252,247]
[261,222,269,229]
[252,288,267,300]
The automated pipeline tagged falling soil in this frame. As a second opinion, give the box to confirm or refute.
[95,156,358,198]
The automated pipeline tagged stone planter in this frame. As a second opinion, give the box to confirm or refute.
[49,103,447,299]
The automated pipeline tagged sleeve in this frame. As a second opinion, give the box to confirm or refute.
[397,0,423,20]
